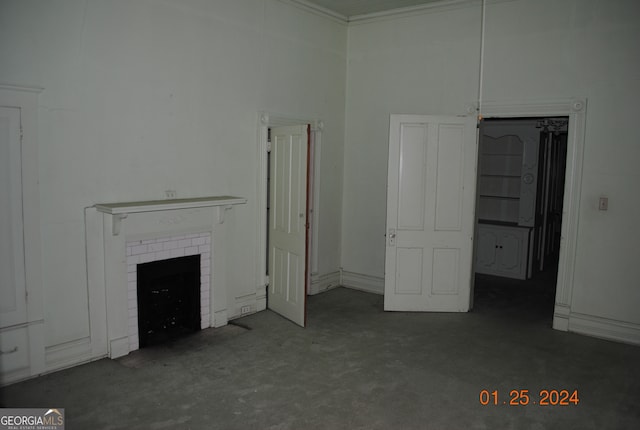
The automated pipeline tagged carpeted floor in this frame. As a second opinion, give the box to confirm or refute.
[2,283,639,429]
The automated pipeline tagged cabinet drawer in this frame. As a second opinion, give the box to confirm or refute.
[0,326,30,376]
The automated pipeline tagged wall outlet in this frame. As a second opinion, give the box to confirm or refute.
[598,197,608,211]
[240,305,251,315]
[165,190,177,199]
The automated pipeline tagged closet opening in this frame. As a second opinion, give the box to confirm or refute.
[473,117,568,323]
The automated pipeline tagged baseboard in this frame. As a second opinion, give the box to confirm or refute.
[341,271,384,295]
[552,304,571,331]
[256,285,267,312]
[109,336,130,358]
[213,309,228,327]
[232,293,258,320]
[567,312,640,346]
[45,336,93,370]
[0,365,30,387]
[308,271,341,295]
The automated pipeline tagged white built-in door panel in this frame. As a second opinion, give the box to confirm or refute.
[519,137,539,226]
[0,107,27,327]
[384,115,477,312]
[476,227,498,269]
[500,232,522,272]
[268,125,308,327]
[475,224,529,280]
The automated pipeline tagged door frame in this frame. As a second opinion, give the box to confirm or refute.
[476,98,587,332]
[256,112,323,311]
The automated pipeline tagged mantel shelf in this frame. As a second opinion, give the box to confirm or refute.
[95,195,247,215]
[94,196,247,235]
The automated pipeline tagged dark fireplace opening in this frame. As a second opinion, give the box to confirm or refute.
[137,255,201,348]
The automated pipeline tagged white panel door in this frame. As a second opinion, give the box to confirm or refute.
[268,125,309,327]
[384,115,477,312]
[1,107,27,327]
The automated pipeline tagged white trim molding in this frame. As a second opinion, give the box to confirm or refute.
[280,0,347,23]
[349,0,480,24]
[341,271,384,295]
[567,314,640,346]
[309,271,341,295]
[45,337,93,372]
[0,84,45,386]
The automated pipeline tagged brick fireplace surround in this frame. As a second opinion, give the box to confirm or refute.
[126,232,211,352]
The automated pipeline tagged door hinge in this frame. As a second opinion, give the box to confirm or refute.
[266,141,272,152]
[20,126,24,141]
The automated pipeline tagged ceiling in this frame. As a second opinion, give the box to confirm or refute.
[304,0,446,18]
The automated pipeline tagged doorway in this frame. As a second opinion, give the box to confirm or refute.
[266,124,311,327]
[473,115,570,323]
[256,113,322,327]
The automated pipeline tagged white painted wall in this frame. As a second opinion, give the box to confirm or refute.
[0,0,345,365]
[1,0,638,374]
[343,3,482,280]
[343,0,640,333]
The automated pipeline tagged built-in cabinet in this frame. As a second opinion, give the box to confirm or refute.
[474,118,567,280]
[0,85,44,385]
[476,223,532,279]
[475,120,538,280]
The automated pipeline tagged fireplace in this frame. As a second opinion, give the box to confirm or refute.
[126,232,211,352]
[137,255,201,347]
[89,196,247,359]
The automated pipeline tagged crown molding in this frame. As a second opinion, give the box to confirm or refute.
[281,0,517,25]
[349,0,480,24]
[278,0,348,24]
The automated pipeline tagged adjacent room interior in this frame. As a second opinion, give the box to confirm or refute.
[474,117,569,320]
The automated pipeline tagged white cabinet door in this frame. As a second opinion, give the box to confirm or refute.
[475,224,529,280]
[476,227,499,270]
[500,230,525,274]
[518,137,539,226]
[268,125,309,327]
[0,107,27,328]
[384,115,477,312]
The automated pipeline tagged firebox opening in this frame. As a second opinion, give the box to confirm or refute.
[137,254,201,347]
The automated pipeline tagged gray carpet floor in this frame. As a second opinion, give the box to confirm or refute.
[2,283,639,429]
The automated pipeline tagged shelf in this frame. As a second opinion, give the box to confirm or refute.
[95,196,247,215]
[479,195,520,200]
[478,219,533,229]
[95,196,247,235]
[479,174,521,178]
[481,153,523,158]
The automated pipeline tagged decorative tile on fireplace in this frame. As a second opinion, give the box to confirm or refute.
[126,232,211,351]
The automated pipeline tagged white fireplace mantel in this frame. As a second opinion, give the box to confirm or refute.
[95,196,247,235]
[87,195,247,359]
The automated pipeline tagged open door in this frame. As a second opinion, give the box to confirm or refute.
[384,115,478,312]
[268,125,310,326]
